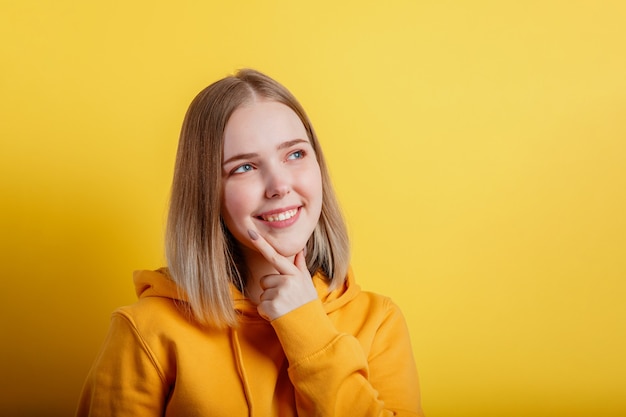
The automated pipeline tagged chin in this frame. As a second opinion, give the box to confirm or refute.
[270,238,309,258]
[274,245,304,258]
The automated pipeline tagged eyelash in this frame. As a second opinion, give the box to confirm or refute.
[230,149,307,175]
[231,163,254,174]
[288,149,306,160]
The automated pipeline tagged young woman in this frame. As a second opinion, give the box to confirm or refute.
[77,69,424,416]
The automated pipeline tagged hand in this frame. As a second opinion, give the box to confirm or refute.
[247,229,318,321]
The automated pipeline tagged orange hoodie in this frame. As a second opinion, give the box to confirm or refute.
[77,268,424,416]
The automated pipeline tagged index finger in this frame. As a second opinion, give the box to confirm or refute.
[247,228,299,275]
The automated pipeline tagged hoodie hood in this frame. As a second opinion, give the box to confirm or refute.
[133,267,361,319]
[133,267,182,300]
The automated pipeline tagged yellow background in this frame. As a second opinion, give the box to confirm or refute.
[1,1,625,416]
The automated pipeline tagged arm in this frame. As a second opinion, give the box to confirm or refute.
[76,312,169,417]
[246,228,423,416]
[367,300,424,416]
[272,298,424,417]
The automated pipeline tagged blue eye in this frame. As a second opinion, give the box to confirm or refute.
[288,150,305,160]
[233,163,254,174]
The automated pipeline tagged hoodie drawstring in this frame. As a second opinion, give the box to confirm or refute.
[231,327,253,417]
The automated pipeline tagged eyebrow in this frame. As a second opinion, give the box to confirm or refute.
[222,138,310,166]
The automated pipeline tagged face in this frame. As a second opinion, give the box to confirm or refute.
[221,99,323,259]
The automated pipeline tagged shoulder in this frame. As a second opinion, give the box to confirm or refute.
[105,297,218,383]
[111,295,232,348]
[116,295,181,323]
[330,287,407,335]
[345,287,399,315]
[107,297,198,364]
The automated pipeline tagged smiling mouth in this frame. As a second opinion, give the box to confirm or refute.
[258,208,299,223]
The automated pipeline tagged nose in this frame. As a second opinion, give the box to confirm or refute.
[264,164,291,199]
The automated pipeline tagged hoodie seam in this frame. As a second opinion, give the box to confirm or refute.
[112,310,169,386]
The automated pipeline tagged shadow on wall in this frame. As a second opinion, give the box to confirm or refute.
[0,176,150,416]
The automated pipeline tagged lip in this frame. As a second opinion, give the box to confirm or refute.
[255,205,301,229]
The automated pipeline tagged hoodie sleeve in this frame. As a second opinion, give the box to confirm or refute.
[75,311,170,417]
[271,298,424,417]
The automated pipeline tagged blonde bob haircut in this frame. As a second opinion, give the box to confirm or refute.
[166,69,350,328]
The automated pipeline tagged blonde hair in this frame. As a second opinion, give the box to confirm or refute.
[166,69,350,327]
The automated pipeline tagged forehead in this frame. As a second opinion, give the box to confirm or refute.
[223,100,309,155]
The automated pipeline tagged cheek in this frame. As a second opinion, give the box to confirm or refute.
[221,183,249,231]
[296,163,324,220]
[305,164,323,202]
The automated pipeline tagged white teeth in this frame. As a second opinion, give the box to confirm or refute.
[262,209,298,222]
